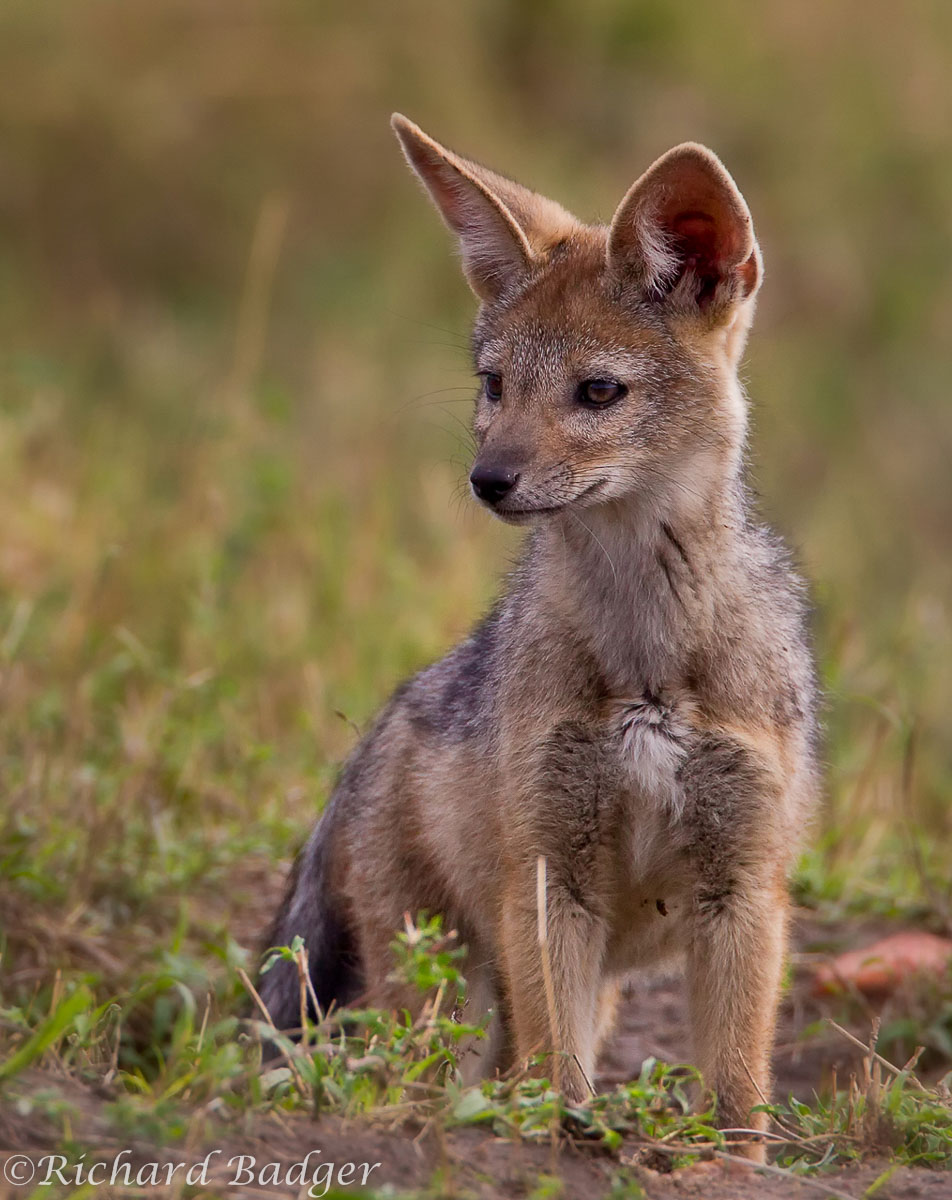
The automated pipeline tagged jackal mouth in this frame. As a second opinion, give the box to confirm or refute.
[492,478,607,522]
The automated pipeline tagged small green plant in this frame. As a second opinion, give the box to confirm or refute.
[0,984,99,1082]
[253,914,487,1118]
[761,1024,952,1171]
[252,918,729,1162]
[390,911,469,998]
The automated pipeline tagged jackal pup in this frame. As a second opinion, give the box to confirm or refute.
[262,116,818,1156]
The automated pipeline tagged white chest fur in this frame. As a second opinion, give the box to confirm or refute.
[602,693,698,972]
[615,693,696,819]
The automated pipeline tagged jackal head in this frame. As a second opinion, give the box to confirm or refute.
[392,115,762,525]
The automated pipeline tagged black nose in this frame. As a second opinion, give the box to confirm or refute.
[470,465,519,505]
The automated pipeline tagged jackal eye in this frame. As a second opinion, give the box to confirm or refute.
[481,372,503,402]
[577,379,628,408]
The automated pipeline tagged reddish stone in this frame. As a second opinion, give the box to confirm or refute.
[813,931,952,998]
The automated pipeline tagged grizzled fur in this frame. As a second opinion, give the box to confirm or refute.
[260,116,819,1160]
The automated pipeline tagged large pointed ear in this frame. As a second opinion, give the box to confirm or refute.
[607,143,761,319]
[392,114,578,302]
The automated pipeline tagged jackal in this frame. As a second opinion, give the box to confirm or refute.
[261,115,818,1157]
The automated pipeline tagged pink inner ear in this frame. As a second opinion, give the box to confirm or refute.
[609,148,758,306]
[670,210,740,272]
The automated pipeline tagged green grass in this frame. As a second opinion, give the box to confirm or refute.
[3,919,950,1195]
[1,2,952,1195]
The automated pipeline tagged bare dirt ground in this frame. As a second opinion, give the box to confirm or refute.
[2,1085,948,1200]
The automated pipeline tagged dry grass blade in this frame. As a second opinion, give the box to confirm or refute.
[716,1127,795,1142]
[536,854,561,1097]
[826,1019,929,1093]
[737,1046,804,1141]
[536,854,565,1161]
[572,1052,596,1098]
[296,946,309,1051]
[710,1149,860,1200]
[237,966,309,1097]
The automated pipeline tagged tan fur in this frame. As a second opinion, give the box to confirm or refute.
[261,117,820,1163]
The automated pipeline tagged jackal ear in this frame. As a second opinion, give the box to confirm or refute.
[607,143,761,317]
[392,114,578,302]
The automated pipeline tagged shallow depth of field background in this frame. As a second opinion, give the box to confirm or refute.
[1,2,951,1020]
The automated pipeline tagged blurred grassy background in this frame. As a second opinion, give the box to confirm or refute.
[1,0,951,1004]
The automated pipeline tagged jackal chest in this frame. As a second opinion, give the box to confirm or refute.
[609,690,698,817]
[601,692,698,968]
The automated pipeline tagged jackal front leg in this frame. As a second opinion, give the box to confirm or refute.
[688,878,787,1161]
[497,721,613,1100]
[681,732,792,1162]
[499,868,607,1103]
